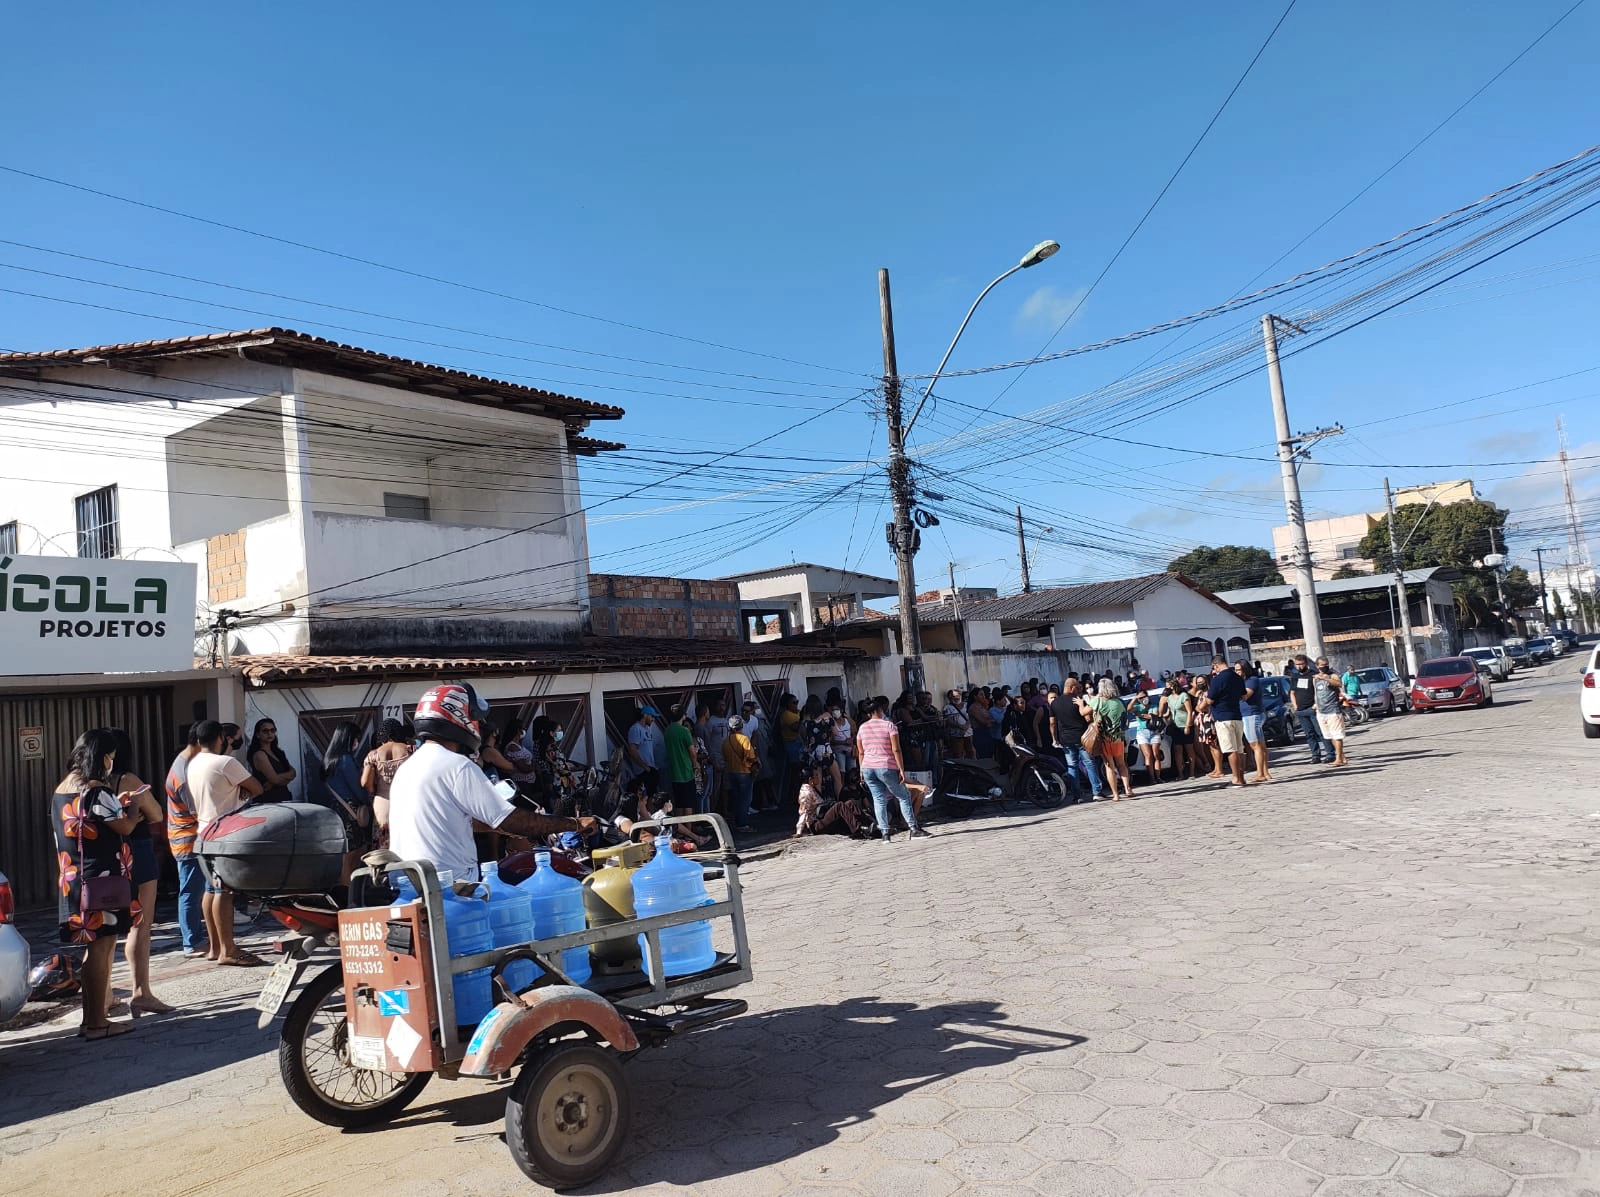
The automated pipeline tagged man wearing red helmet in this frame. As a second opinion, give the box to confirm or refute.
[389,682,594,881]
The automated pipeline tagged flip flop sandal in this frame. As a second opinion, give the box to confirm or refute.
[219,950,268,967]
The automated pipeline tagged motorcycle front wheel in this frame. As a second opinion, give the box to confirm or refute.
[1022,768,1067,809]
[279,963,431,1129]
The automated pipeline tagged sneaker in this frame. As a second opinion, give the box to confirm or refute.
[880,831,894,843]
[909,828,932,839]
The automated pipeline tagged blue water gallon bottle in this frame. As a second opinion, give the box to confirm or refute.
[479,861,537,994]
[435,869,495,1027]
[632,835,717,977]
[518,851,592,985]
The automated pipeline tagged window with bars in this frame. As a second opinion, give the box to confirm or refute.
[75,486,120,559]
[0,521,16,555]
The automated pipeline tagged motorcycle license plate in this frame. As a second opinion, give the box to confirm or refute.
[254,957,302,1020]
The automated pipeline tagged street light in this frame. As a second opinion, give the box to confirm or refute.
[904,240,1062,437]
[878,239,1060,693]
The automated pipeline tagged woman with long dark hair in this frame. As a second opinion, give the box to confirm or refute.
[51,729,148,1037]
[321,720,372,881]
[247,719,296,801]
[103,728,171,1015]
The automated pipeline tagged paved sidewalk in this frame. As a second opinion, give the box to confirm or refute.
[2,662,1597,1195]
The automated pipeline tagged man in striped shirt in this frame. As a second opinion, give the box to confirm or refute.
[165,723,221,958]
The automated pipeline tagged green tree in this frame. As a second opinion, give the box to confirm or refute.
[1356,500,1517,630]
[1167,545,1283,591]
[1330,563,1368,580]
[1552,589,1568,622]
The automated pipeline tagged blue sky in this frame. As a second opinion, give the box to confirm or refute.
[2,1,1597,596]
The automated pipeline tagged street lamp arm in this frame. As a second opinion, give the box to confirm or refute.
[903,262,1026,438]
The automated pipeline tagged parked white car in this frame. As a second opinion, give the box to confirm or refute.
[0,869,30,1025]
[1582,644,1600,740]
[1463,647,1513,682]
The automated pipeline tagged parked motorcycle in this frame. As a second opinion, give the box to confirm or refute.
[932,737,1070,816]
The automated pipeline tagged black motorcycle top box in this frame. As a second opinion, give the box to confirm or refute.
[196,801,346,895]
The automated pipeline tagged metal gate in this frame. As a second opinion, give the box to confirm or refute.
[0,688,175,908]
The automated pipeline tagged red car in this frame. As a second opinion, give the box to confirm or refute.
[1409,656,1495,711]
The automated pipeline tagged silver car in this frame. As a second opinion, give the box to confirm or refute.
[1463,647,1512,682]
[1352,667,1410,715]
[0,869,30,1025]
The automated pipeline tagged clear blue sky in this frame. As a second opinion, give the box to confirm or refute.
[3,1,1597,595]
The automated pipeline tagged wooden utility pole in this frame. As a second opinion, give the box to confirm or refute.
[880,268,923,693]
[1016,506,1032,593]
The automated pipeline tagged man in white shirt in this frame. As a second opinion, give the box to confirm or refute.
[187,720,264,966]
[389,683,593,883]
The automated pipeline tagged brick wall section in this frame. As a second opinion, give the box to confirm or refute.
[208,531,246,604]
[588,573,742,640]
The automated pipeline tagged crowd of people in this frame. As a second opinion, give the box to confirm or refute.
[877,651,1363,803]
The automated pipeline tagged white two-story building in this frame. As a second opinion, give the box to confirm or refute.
[0,328,854,906]
[0,326,618,656]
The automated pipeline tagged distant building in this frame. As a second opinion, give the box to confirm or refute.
[720,563,898,641]
[1272,479,1479,581]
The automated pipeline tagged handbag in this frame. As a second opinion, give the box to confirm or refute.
[77,790,133,914]
[1079,719,1103,754]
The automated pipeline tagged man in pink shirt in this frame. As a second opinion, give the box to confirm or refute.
[855,700,931,842]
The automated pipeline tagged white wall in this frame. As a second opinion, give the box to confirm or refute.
[243,654,845,799]
[1130,584,1251,674]
[1049,604,1137,651]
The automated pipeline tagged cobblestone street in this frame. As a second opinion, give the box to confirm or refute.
[3,662,1598,1196]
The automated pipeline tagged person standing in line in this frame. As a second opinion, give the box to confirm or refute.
[1287,654,1331,765]
[1341,662,1363,705]
[693,702,719,812]
[968,688,996,758]
[188,721,266,967]
[1203,656,1249,789]
[942,689,974,760]
[1089,680,1134,801]
[360,718,414,847]
[663,704,698,815]
[1048,679,1101,802]
[1158,680,1198,780]
[246,719,296,801]
[623,705,665,814]
[855,700,931,841]
[52,729,146,1038]
[720,715,758,834]
[828,700,856,775]
[166,725,208,959]
[104,727,171,1015]
[1235,661,1274,783]
[1314,657,1352,767]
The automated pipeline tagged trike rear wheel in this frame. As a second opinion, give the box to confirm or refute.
[506,1041,631,1189]
[278,963,431,1128]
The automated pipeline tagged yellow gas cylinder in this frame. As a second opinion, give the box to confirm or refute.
[582,841,651,975]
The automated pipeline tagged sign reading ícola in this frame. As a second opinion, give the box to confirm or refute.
[0,554,199,677]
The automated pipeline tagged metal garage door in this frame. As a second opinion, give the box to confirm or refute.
[0,688,174,908]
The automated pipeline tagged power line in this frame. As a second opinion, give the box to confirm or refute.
[0,163,862,379]
[945,0,1300,431]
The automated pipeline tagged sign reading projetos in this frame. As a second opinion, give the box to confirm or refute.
[0,554,199,676]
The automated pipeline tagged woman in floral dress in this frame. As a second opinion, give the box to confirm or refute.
[52,728,146,1039]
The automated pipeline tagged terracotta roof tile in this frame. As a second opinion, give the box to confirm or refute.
[234,636,856,685]
[0,327,624,424]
